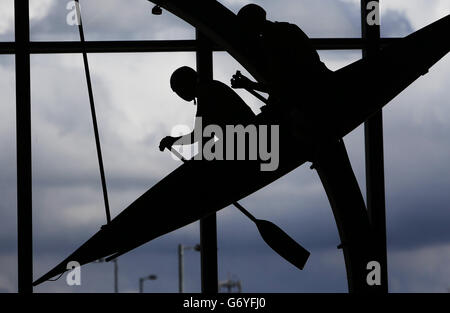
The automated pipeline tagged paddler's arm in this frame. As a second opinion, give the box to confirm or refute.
[159,116,213,151]
[159,131,198,152]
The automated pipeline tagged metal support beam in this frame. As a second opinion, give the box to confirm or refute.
[15,0,33,294]
[0,38,403,55]
[199,214,218,293]
[316,141,378,293]
[196,30,218,294]
[361,0,388,292]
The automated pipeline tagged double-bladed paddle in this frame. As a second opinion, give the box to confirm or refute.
[166,147,310,270]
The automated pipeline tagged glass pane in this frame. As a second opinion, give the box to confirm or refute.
[382,54,450,292]
[30,0,195,41]
[0,0,14,41]
[320,49,450,292]
[0,55,17,293]
[380,0,450,37]
[217,0,362,38]
[31,53,203,292]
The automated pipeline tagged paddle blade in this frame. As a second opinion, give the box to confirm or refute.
[255,219,310,270]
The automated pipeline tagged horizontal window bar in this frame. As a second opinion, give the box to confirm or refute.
[0,38,401,55]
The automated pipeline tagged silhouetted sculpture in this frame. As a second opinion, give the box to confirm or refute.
[159,66,255,155]
[32,0,449,294]
[233,4,328,102]
[232,4,333,157]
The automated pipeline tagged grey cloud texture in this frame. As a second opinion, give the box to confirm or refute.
[30,0,195,41]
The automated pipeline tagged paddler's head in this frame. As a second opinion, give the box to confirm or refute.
[237,4,267,36]
[170,66,198,102]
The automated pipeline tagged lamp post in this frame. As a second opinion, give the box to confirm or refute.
[95,257,119,293]
[15,0,32,294]
[178,243,201,293]
[139,274,158,293]
[113,258,118,293]
[361,0,388,292]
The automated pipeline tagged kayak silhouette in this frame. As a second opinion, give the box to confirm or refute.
[33,0,449,286]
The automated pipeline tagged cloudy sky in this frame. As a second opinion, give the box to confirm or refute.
[0,0,449,293]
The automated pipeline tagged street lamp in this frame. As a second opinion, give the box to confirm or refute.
[151,5,162,15]
[219,279,242,293]
[139,274,158,293]
[178,243,201,293]
[95,257,119,293]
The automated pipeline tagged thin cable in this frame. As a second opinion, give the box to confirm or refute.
[75,0,111,224]
[47,271,65,282]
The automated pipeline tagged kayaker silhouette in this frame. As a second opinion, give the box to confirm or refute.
[231,4,334,157]
[159,66,255,157]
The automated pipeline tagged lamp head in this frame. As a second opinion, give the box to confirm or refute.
[152,5,162,15]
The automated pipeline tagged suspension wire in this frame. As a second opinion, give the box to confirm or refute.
[47,271,65,282]
[74,0,111,224]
